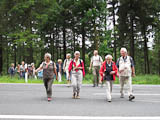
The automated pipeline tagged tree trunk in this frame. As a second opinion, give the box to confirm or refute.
[14,44,17,67]
[82,24,86,65]
[158,49,160,75]
[143,24,150,74]
[0,35,3,75]
[112,1,117,62]
[130,16,135,60]
[63,26,66,60]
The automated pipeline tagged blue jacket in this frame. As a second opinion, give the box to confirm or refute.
[56,63,63,74]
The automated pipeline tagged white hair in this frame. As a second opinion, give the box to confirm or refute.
[66,53,71,57]
[45,53,51,59]
[74,51,80,56]
[120,48,127,53]
[31,63,34,66]
[105,54,113,59]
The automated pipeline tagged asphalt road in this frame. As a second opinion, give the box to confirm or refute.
[0,83,160,120]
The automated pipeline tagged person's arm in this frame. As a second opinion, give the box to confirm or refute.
[132,67,135,77]
[89,57,93,71]
[99,62,105,82]
[35,63,43,73]
[54,67,58,80]
[81,61,85,77]
[130,57,135,77]
[100,56,103,65]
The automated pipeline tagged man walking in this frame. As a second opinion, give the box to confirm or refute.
[89,50,103,87]
[116,48,135,101]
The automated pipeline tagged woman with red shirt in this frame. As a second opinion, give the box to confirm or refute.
[68,51,85,99]
[99,55,118,102]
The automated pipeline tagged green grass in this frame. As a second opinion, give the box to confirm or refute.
[0,74,160,84]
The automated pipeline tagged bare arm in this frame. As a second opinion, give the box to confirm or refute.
[131,67,135,77]
[54,68,58,80]
[89,61,92,71]
[35,66,43,73]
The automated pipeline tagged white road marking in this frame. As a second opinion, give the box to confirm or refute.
[93,93,160,96]
[0,115,160,120]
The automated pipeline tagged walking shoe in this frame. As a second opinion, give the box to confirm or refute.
[120,93,124,98]
[76,95,80,99]
[108,100,111,102]
[48,97,52,102]
[72,93,76,99]
[129,95,135,101]
[76,92,80,99]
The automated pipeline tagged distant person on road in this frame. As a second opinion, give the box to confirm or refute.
[63,53,72,86]
[99,55,118,102]
[20,61,25,78]
[116,48,135,101]
[35,53,58,102]
[68,51,85,99]
[16,64,21,77]
[56,59,63,82]
[89,50,103,87]
[8,63,15,78]
[31,63,37,79]
[37,69,43,79]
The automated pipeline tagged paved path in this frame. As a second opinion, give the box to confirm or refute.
[0,83,160,120]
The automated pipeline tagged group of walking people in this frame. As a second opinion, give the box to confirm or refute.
[35,47,135,102]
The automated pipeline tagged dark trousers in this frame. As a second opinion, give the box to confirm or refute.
[43,78,53,98]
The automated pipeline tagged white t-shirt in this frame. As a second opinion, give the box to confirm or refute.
[91,55,103,67]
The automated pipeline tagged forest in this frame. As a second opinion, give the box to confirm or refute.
[0,0,160,75]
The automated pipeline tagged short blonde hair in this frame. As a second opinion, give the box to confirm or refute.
[45,53,51,59]
[58,59,62,63]
[105,54,113,59]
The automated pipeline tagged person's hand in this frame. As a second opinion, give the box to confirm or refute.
[99,80,102,84]
[119,69,124,73]
[132,73,135,77]
[56,76,58,81]
[110,71,115,75]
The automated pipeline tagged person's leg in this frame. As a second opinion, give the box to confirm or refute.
[58,72,62,82]
[76,71,83,99]
[106,81,111,102]
[43,78,48,95]
[47,79,53,99]
[71,72,77,98]
[92,67,97,87]
[119,76,125,98]
[126,76,135,101]
[66,71,71,86]
[96,66,100,86]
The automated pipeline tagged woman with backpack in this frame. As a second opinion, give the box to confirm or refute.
[99,55,118,102]
[68,51,85,99]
